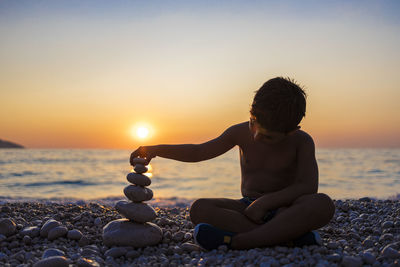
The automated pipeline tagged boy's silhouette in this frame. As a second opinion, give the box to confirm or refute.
[130,77,335,250]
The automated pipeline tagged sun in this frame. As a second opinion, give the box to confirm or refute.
[136,127,149,139]
[130,123,153,140]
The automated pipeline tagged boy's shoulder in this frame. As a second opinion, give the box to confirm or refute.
[226,122,251,136]
[292,129,314,141]
[291,129,316,152]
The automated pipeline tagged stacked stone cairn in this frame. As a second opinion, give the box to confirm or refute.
[102,158,163,247]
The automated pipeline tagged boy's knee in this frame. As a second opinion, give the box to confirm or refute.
[189,198,210,224]
[315,193,335,222]
[296,193,335,223]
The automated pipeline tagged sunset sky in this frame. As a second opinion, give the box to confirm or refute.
[1,0,399,149]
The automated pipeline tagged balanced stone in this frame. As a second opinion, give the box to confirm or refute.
[115,200,157,223]
[134,164,148,174]
[124,185,153,202]
[127,172,151,186]
[103,219,162,247]
[0,218,16,237]
[132,157,147,165]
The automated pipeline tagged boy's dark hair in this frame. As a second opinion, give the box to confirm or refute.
[250,77,306,133]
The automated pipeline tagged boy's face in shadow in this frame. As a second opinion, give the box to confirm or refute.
[249,116,298,144]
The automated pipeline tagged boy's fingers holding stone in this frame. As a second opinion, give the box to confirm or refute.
[130,147,145,165]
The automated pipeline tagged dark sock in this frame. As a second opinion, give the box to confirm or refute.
[193,223,236,250]
[290,231,322,247]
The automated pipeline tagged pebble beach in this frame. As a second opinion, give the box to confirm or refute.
[0,197,399,267]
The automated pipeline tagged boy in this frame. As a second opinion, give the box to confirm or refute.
[130,77,335,250]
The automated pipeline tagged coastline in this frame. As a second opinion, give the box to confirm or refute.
[0,197,399,266]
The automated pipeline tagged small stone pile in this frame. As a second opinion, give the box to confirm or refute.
[102,158,163,248]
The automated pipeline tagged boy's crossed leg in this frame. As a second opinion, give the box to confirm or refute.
[190,193,335,250]
[190,198,259,233]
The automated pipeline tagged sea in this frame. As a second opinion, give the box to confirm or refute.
[0,148,399,204]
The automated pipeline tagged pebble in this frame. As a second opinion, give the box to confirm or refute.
[172,231,185,242]
[102,219,162,247]
[126,250,140,259]
[362,238,375,248]
[184,232,192,240]
[94,218,102,226]
[127,172,152,186]
[33,256,69,267]
[78,235,91,247]
[40,219,61,237]
[67,229,83,240]
[20,226,40,237]
[123,185,153,202]
[0,218,16,236]
[181,242,202,252]
[77,257,101,267]
[42,248,65,259]
[23,235,32,245]
[134,164,148,174]
[361,251,376,265]
[382,221,394,229]
[0,252,8,261]
[327,242,339,249]
[80,248,99,257]
[327,253,341,262]
[47,225,68,241]
[341,255,363,267]
[381,246,400,259]
[380,233,394,242]
[115,200,157,223]
[104,247,128,258]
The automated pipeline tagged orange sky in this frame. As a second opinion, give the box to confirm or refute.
[1,1,399,148]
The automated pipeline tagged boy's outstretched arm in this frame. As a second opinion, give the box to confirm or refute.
[244,133,318,223]
[130,125,239,165]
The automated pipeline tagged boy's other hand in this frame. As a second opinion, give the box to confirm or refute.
[130,146,157,166]
[244,203,265,224]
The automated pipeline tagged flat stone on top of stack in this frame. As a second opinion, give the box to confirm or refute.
[102,157,162,248]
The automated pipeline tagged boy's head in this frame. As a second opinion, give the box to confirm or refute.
[250,77,306,134]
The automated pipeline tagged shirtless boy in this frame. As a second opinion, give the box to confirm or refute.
[130,77,335,250]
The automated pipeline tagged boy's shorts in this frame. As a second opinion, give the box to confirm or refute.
[240,196,278,223]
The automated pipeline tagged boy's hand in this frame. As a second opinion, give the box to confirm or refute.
[130,146,157,166]
[244,202,266,224]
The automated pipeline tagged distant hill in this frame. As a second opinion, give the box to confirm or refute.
[0,139,24,148]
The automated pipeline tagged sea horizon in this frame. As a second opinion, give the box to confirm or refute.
[1,148,399,202]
